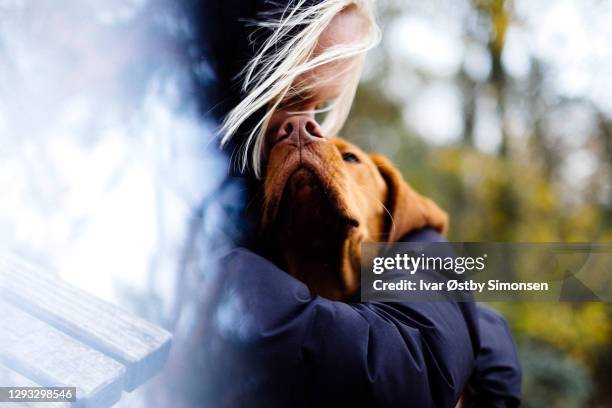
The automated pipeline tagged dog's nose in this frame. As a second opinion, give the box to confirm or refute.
[273,116,323,147]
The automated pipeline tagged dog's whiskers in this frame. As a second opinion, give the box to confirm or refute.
[351,181,395,240]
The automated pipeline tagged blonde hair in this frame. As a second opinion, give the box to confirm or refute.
[219,0,380,177]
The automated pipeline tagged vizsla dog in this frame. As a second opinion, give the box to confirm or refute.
[260,116,448,300]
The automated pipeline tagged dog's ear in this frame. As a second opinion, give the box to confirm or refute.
[370,154,448,241]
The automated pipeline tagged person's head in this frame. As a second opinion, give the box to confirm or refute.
[220,0,380,177]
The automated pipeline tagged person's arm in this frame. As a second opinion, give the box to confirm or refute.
[166,246,479,408]
[467,305,522,407]
[402,229,522,407]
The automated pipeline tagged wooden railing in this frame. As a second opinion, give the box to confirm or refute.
[0,251,172,407]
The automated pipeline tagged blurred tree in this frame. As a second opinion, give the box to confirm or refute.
[474,0,511,156]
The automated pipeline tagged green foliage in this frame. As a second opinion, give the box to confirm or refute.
[520,342,592,408]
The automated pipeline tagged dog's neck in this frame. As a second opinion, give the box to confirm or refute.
[266,177,361,299]
[271,228,360,300]
[261,166,366,300]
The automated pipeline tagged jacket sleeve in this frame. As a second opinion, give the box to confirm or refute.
[181,247,480,408]
[468,305,522,407]
[400,230,522,407]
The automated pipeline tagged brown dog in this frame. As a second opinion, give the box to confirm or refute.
[260,116,448,300]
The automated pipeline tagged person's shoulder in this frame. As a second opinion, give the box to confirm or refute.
[221,247,272,268]
[476,304,513,333]
[400,227,448,243]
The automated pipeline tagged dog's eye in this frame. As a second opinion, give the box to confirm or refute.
[342,152,360,163]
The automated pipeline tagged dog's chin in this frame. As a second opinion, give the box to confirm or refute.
[268,166,359,236]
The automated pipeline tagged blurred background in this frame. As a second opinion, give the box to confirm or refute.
[1,0,611,406]
[346,1,612,406]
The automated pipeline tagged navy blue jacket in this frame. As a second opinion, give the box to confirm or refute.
[167,229,521,407]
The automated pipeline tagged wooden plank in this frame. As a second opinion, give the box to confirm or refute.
[0,364,70,408]
[0,300,125,408]
[0,251,172,391]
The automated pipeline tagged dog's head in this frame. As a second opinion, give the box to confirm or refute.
[260,116,448,299]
